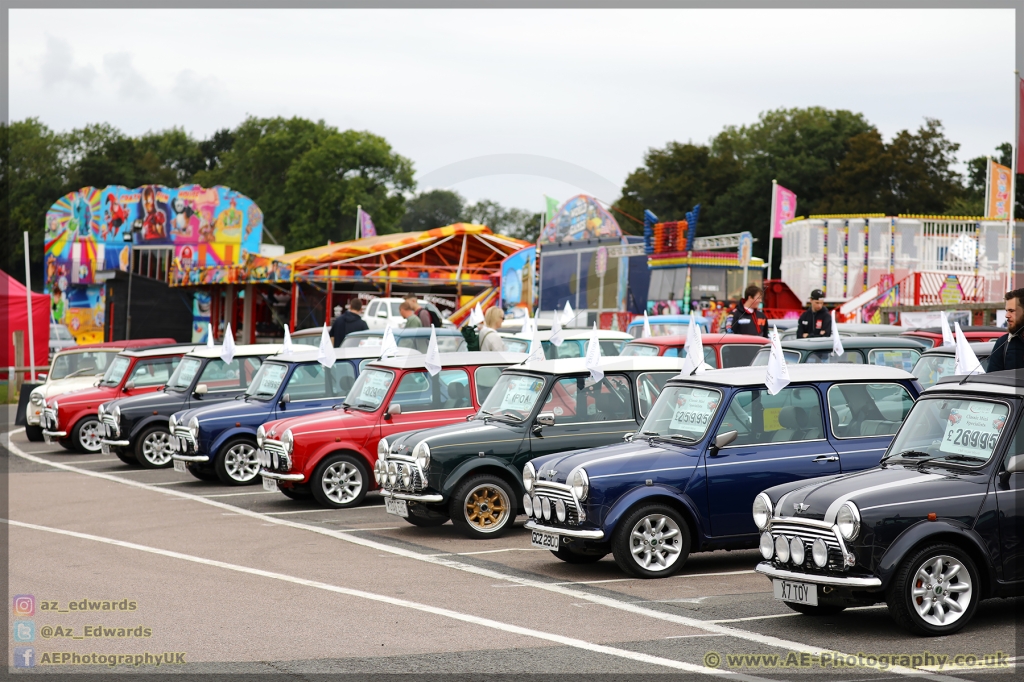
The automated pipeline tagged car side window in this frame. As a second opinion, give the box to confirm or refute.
[720,344,763,368]
[367,301,379,317]
[393,369,470,412]
[868,348,922,372]
[330,362,357,397]
[546,341,582,359]
[545,375,633,423]
[827,383,914,438]
[716,387,824,446]
[198,357,262,391]
[474,366,504,405]
[284,363,334,400]
[806,350,864,364]
[129,357,180,387]
[1004,416,1024,469]
[636,372,677,418]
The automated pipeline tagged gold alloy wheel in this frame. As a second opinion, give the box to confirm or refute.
[464,484,510,532]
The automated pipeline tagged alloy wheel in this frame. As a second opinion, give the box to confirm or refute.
[628,513,683,572]
[78,419,103,453]
[224,443,260,482]
[141,431,173,466]
[463,484,510,533]
[321,461,363,505]
[911,554,973,627]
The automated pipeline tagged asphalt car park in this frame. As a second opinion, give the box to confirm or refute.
[5,416,1020,679]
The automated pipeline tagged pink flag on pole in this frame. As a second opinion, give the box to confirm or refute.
[772,184,797,238]
[358,208,377,238]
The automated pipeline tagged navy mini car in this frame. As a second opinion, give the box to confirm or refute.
[169,346,389,485]
[523,365,921,578]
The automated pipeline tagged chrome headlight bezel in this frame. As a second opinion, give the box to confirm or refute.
[789,537,805,565]
[522,461,536,495]
[188,416,200,440]
[774,535,790,563]
[30,389,44,406]
[759,532,774,559]
[752,492,773,530]
[377,438,390,461]
[386,461,398,486]
[811,538,829,567]
[281,429,294,455]
[256,424,266,449]
[112,404,120,422]
[836,502,861,541]
[412,441,430,471]
[570,467,589,501]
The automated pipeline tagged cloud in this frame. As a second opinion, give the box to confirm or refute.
[39,35,96,88]
[172,69,223,105]
[103,52,154,100]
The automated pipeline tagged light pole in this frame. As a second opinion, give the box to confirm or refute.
[124,231,134,340]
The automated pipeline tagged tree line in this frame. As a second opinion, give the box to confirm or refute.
[3,108,1019,279]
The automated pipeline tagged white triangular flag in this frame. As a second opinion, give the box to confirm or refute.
[560,301,574,326]
[764,325,790,396]
[317,324,336,368]
[831,311,844,356]
[549,309,565,347]
[954,322,984,376]
[424,325,442,376]
[940,311,955,347]
[642,311,653,339]
[525,334,546,363]
[520,312,533,340]
[584,323,604,383]
[282,324,294,354]
[220,324,236,364]
[206,323,215,349]
[469,303,485,326]
[379,322,398,358]
[680,322,706,376]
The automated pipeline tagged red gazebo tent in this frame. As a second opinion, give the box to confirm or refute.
[1,269,50,372]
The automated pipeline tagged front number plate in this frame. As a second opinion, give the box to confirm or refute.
[173,460,186,473]
[262,476,279,492]
[100,443,111,456]
[384,498,408,517]
[531,530,559,551]
[773,579,818,605]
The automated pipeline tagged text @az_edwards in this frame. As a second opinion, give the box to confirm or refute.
[39,624,153,639]
[703,650,1011,671]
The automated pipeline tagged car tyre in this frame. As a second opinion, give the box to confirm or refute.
[886,543,979,636]
[783,602,847,616]
[551,545,607,564]
[279,484,313,501]
[449,474,517,539]
[186,464,219,482]
[311,454,369,508]
[25,425,44,442]
[71,416,104,454]
[611,504,691,579]
[115,449,138,465]
[134,426,174,469]
[404,507,450,527]
[214,438,261,486]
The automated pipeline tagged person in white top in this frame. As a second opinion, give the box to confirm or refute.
[478,307,506,352]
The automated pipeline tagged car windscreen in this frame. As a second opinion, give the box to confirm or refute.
[750,348,800,365]
[827,383,914,438]
[100,355,131,386]
[867,348,921,372]
[912,355,955,390]
[398,335,463,353]
[50,350,118,380]
[620,343,661,357]
[478,373,546,422]
[244,362,289,401]
[806,349,865,364]
[167,357,203,392]
[883,397,1009,467]
[341,334,383,348]
[343,368,395,411]
[503,338,529,353]
[639,385,722,442]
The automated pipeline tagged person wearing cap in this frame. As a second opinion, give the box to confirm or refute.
[797,289,831,339]
[725,285,768,337]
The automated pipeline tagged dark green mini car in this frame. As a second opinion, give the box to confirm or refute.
[377,356,687,538]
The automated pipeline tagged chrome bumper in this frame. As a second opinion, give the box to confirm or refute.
[755,562,882,588]
[525,520,605,540]
[171,454,209,463]
[381,489,444,503]
[42,429,67,439]
[100,438,130,447]
[259,469,304,482]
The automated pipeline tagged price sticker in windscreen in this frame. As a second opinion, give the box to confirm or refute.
[669,389,719,433]
[500,378,544,411]
[940,402,1007,458]
[358,371,394,404]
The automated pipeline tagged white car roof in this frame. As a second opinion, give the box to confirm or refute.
[678,364,915,386]
[185,344,284,359]
[508,356,688,375]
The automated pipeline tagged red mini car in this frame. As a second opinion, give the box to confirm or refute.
[900,326,1005,348]
[42,344,194,453]
[257,352,523,508]
[618,333,768,368]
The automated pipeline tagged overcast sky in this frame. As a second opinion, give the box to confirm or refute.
[9,8,1016,214]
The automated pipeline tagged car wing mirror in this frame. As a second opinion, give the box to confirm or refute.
[280,392,290,406]
[713,430,738,452]
[1006,455,1024,474]
[623,432,635,442]
[194,383,208,396]
[386,402,402,418]
[123,380,135,392]
[533,411,555,434]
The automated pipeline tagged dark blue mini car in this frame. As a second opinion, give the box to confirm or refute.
[522,365,921,578]
[169,347,387,486]
[341,328,467,353]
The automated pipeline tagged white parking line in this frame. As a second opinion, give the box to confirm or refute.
[493,569,756,587]
[428,547,552,557]
[3,434,968,682]
[202,491,280,498]
[709,605,887,624]
[65,458,118,464]
[4,518,773,682]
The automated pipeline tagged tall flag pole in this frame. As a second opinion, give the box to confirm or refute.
[1012,71,1022,290]
[356,205,362,240]
[767,180,778,282]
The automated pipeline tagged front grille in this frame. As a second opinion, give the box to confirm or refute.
[768,518,847,572]
[528,480,583,526]
[43,407,58,431]
[260,440,292,472]
[101,413,119,437]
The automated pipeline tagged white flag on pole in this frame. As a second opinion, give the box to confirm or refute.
[584,323,604,383]
[525,333,546,363]
[764,325,791,396]
[831,311,844,356]
[425,326,442,376]
[954,322,984,376]
[680,322,706,376]
[560,301,574,326]
[282,324,294,354]
[379,323,398,358]
[469,304,485,327]
[549,309,565,347]
[317,324,336,368]
[642,311,653,339]
[521,312,534,340]
[940,311,955,347]
[220,324,236,364]
[206,323,215,349]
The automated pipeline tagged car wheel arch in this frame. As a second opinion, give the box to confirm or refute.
[603,487,702,546]
[210,427,258,457]
[442,459,525,511]
[877,521,995,597]
[128,415,169,441]
[309,447,373,487]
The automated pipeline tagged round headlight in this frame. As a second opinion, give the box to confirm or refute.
[522,462,536,495]
[570,468,589,501]
[555,498,566,522]
[377,439,390,461]
[523,494,533,517]
[31,390,44,406]
[752,493,773,530]
[789,537,805,566]
[169,414,178,431]
[774,535,790,563]
[811,538,829,567]
[386,461,398,486]
[541,497,551,521]
[401,467,412,487]
[373,459,384,485]
[836,502,861,540]
[112,404,120,421]
[281,429,294,455]
[759,532,774,559]
[188,416,199,440]
[256,424,266,449]
[531,496,541,518]
[98,403,105,417]
[412,441,430,471]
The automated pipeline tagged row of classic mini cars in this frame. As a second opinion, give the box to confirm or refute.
[37,328,1021,635]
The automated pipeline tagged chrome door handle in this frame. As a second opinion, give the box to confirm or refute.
[813,455,839,463]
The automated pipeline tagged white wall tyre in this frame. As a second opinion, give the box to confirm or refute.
[887,543,979,636]
[135,426,174,468]
[215,439,261,485]
[311,454,369,509]
[612,505,691,579]
[72,417,103,453]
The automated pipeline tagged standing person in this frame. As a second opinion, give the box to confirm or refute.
[797,289,831,338]
[987,289,1024,372]
[405,295,440,328]
[329,299,368,347]
[478,307,506,351]
[399,301,421,328]
[724,285,768,337]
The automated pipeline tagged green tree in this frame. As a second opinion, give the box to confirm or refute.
[463,199,536,239]
[400,189,465,232]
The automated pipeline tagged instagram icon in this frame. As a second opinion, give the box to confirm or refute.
[12,595,35,617]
